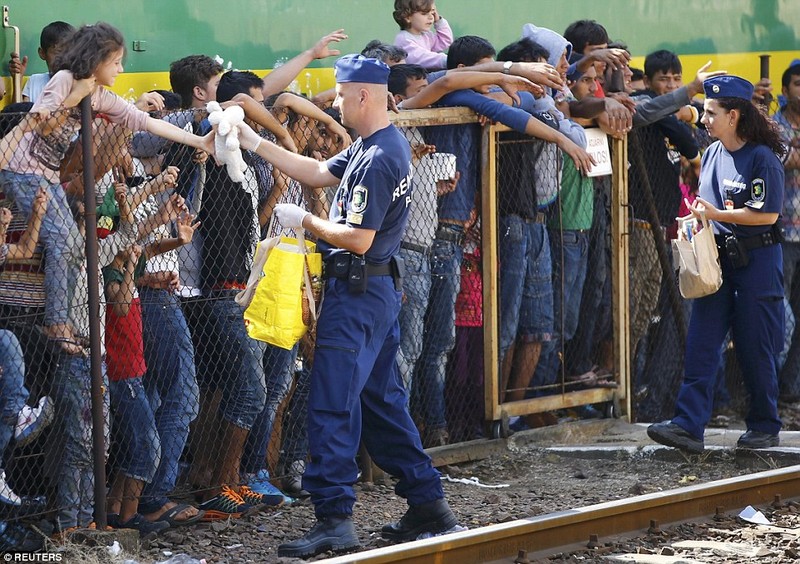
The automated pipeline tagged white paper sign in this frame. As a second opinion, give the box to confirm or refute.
[584,127,612,178]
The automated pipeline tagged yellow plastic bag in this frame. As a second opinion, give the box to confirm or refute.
[243,233,322,349]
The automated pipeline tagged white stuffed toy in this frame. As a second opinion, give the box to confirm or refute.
[206,101,247,183]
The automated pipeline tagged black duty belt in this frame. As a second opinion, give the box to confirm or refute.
[715,223,783,251]
[323,254,393,279]
[400,241,431,255]
[435,224,464,244]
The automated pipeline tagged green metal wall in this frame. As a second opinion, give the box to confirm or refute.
[3,0,798,75]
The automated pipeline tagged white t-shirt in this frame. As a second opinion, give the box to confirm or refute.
[21,72,51,103]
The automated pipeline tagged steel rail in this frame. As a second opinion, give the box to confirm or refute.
[322,464,800,564]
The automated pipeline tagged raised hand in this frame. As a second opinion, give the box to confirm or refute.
[512,62,564,90]
[154,166,179,192]
[499,74,543,104]
[588,48,631,71]
[176,213,200,245]
[8,52,27,76]
[0,207,11,232]
[135,90,166,112]
[310,29,348,60]
[31,187,50,217]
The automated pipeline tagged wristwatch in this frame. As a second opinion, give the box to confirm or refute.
[503,60,513,74]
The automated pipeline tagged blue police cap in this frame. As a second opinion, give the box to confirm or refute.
[703,75,754,101]
[334,54,390,85]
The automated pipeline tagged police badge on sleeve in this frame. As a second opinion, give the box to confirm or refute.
[745,178,766,209]
[347,185,368,224]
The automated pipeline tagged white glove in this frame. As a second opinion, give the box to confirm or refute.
[274,203,310,229]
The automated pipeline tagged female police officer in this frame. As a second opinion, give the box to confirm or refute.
[233,54,459,558]
[648,75,787,453]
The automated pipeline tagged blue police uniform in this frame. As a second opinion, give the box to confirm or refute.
[303,119,445,520]
[670,77,786,442]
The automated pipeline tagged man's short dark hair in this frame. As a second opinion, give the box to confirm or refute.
[630,67,645,82]
[497,38,549,64]
[388,64,427,97]
[149,89,182,111]
[563,20,609,54]
[446,36,496,70]
[644,49,682,79]
[361,40,407,65]
[216,70,264,103]
[169,55,224,109]
[782,62,800,89]
[40,21,74,52]
[0,102,33,139]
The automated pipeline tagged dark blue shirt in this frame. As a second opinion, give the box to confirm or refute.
[699,140,784,238]
[324,124,413,264]
[426,85,537,222]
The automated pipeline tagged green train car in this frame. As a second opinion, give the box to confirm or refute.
[2,0,798,102]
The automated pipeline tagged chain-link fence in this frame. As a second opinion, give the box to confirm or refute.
[2,98,721,540]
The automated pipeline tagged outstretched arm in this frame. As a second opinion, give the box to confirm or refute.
[237,120,339,187]
[400,72,540,109]
[231,93,297,152]
[273,92,351,148]
[262,29,348,97]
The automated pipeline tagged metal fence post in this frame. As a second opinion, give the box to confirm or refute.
[80,96,107,528]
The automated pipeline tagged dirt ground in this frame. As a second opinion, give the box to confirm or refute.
[137,436,792,563]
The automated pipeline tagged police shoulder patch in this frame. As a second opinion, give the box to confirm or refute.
[751,178,765,202]
[350,185,368,213]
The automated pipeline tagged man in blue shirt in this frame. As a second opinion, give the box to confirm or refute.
[236,54,459,558]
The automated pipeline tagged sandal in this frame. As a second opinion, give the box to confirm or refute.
[149,503,205,527]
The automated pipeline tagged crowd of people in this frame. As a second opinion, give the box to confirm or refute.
[0,0,798,557]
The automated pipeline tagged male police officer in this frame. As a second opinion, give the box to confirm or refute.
[235,54,459,558]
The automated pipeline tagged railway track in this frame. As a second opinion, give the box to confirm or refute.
[320,464,800,563]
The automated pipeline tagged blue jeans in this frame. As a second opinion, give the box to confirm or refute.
[0,171,80,326]
[498,216,553,358]
[566,178,611,374]
[138,287,199,513]
[0,330,27,457]
[280,360,310,469]
[205,291,267,430]
[109,378,161,482]
[414,230,462,431]
[240,343,297,475]
[397,247,432,392]
[47,354,110,529]
[534,229,589,390]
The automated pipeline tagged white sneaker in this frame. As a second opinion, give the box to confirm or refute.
[0,471,22,507]
[14,396,54,448]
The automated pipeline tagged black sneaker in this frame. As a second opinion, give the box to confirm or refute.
[0,520,43,552]
[737,430,779,449]
[198,485,252,521]
[0,471,46,519]
[646,421,704,454]
[277,515,360,558]
[381,498,459,542]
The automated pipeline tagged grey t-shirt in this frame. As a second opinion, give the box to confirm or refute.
[401,127,437,248]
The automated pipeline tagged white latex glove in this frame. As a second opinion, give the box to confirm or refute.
[274,203,310,229]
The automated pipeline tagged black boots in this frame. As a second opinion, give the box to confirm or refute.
[381,498,458,542]
[278,515,360,558]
